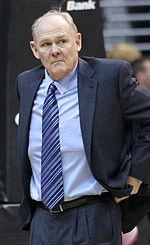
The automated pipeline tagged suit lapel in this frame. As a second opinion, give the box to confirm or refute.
[19,66,45,136]
[78,58,98,164]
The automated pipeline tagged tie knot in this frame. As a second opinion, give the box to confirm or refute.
[47,82,57,95]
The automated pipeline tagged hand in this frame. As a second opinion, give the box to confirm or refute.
[114,176,142,203]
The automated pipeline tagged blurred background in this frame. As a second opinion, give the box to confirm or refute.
[102,0,150,56]
[0,0,150,244]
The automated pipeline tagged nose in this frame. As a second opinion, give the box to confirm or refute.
[51,43,61,56]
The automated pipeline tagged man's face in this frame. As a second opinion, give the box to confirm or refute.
[137,61,150,91]
[30,15,81,80]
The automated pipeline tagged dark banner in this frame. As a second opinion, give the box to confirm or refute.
[61,0,105,57]
[0,0,11,203]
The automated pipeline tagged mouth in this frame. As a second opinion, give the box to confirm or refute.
[52,60,64,64]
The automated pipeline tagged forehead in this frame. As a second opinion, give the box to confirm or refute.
[36,15,73,38]
[144,60,150,69]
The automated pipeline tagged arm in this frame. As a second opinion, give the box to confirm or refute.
[115,61,150,202]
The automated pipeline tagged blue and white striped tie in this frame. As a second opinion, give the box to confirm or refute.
[41,82,64,210]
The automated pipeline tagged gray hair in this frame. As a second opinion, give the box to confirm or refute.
[31,10,78,42]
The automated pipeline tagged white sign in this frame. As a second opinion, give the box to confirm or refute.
[67,0,96,11]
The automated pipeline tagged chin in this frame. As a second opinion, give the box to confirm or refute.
[54,70,70,80]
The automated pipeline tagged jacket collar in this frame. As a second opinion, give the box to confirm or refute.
[78,58,98,164]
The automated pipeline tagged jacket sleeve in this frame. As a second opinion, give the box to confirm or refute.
[119,60,150,184]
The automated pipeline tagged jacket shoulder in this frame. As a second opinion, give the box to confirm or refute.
[17,65,44,81]
[82,56,129,68]
[81,56,133,78]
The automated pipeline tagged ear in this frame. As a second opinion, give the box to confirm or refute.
[76,33,82,52]
[136,72,144,85]
[30,41,40,59]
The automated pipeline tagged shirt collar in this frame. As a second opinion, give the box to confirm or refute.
[44,61,78,95]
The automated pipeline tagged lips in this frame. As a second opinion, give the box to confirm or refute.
[52,60,64,64]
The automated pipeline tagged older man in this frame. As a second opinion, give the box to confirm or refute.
[16,10,150,245]
[132,57,150,91]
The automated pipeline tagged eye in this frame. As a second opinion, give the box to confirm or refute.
[42,42,52,47]
[58,39,66,45]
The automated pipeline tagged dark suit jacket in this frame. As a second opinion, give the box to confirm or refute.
[16,57,150,233]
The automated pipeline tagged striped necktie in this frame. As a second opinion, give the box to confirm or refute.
[41,82,64,210]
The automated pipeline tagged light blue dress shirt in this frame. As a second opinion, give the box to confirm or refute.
[28,64,103,202]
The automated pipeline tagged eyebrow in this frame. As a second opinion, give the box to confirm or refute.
[39,34,67,43]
